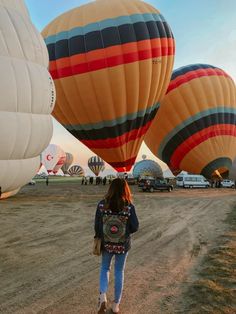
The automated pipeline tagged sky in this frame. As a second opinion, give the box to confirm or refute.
[25,0,236,175]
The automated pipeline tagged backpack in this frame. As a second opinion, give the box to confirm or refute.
[100,203,131,254]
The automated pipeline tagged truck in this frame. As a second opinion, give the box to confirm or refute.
[142,178,173,192]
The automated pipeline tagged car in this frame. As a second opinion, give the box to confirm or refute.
[220,179,235,188]
[142,179,173,192]
[138,176,155,188]
[126,177,136,185]
[28,180,36,185]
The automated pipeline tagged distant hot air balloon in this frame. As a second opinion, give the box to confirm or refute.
[88,156,105,176]
[145,64,236,178]
[52,151,66,174]
[0,0,55,199]
[61,153,74,175]
[68,165,84,177]
[42,0,175,172]
[42,144,65,174]
[133,159,163,178]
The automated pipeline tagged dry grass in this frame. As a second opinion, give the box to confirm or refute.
[178,206,236,313]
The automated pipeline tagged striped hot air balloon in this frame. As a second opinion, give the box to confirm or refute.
[88,156,105,176]
[42,0,175,172]
[68,165,84,177]
[145,64,236,178]
[61,152,74,174]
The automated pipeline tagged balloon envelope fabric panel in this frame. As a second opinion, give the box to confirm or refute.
[42,0,175,172]
[0,0,55,199]
[145,64,236,178]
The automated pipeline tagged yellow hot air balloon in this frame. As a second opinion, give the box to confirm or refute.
[145,64,236,178]
[42,0,175,172]
[88,156,105,176]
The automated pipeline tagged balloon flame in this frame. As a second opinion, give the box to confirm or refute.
[214,169,222,178]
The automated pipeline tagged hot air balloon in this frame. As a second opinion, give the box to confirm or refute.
[52,151,66,174]
[68,165,84,177]
[42,0,175,172]
[145,64,236,179]
[61,153,74,175]
[0,0,55,199]
[41,144,65,174]
[133,159,163,179]
[228,156,236,180]
[88,156,105,176]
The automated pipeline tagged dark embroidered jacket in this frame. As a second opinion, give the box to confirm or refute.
[94,199,139,253]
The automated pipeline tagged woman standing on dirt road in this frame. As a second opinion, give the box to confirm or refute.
[94,178,139,313]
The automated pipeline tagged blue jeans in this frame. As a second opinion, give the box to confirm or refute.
[99,250,128,303]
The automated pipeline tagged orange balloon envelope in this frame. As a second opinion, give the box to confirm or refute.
[42,0,175,172]
[145,64,236,178]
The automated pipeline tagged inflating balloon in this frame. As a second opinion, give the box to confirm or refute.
[68,165,84,177]
[42,144,65,174]
[133,159,163,178]
[52,151,66,174]
[61,153,74,175]
[145,64,236,178]
[0,0,55,199]
[42,0,175,172]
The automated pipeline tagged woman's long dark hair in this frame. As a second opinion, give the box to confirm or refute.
[105,178,132,212]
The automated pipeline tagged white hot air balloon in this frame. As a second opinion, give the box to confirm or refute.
[61,152,74,175]
[42,144,65,174]
[0,0,55,199]
[52,151,66,174]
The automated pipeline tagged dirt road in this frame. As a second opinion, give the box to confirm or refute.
[0,182,235,313]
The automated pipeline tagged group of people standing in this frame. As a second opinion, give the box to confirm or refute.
[82,176,108,186]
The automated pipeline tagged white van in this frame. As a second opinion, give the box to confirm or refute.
[176,174,210,188]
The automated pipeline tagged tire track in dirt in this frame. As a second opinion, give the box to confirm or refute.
[0,184,235,313]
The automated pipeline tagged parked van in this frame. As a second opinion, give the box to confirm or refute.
[176,174,210,188]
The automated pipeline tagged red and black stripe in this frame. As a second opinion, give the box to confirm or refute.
[109,156,137,172]
[47,20,173,61]
[167,64,230,94]
[65,105,158,148]
[161,112,236,165]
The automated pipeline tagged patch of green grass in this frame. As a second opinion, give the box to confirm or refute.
[34,176,83,184]
[179,206,236,313]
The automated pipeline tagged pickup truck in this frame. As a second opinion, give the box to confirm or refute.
[142,179,173,192]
